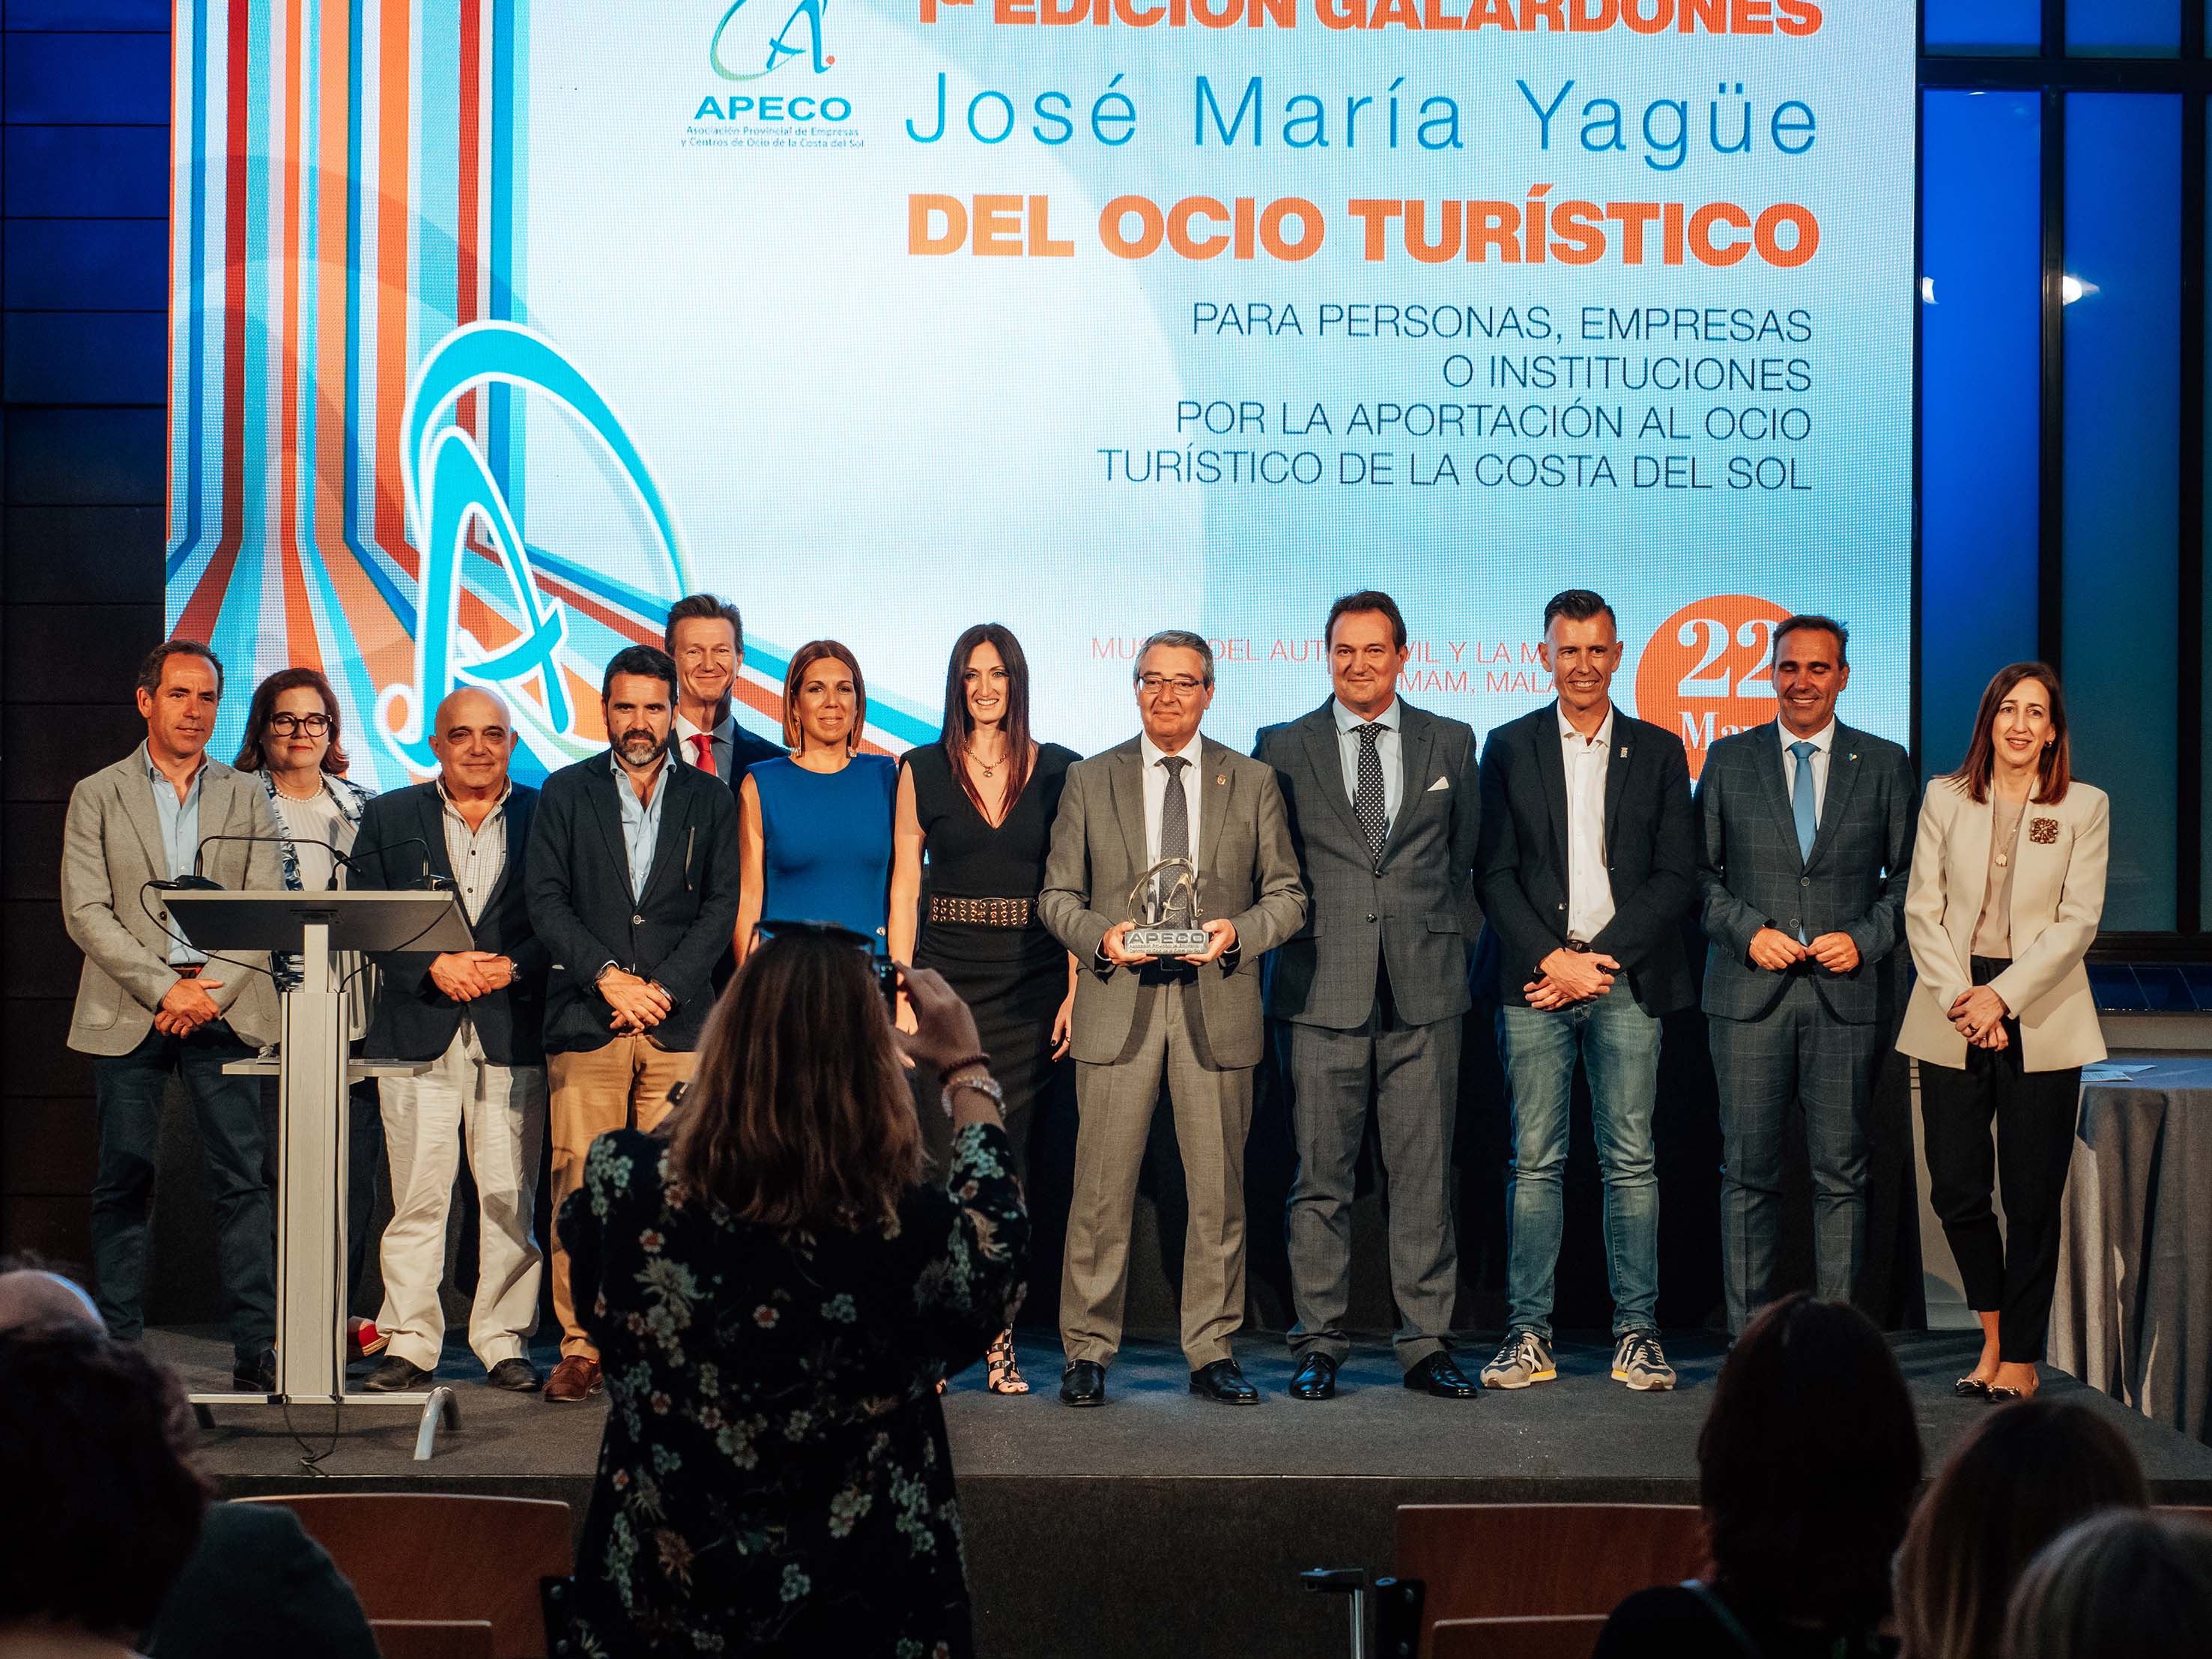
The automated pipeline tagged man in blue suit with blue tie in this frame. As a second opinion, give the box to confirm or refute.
[1694,615,1916,1335]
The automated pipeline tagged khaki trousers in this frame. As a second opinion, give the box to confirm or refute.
[1061,983,1254,1371]
[374,1026,546,1371]
[548,1034,697,1359]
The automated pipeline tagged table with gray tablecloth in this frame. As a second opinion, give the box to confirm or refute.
[2050,1057,2212,1443]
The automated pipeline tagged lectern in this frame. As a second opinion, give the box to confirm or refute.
[166,889,473,1457]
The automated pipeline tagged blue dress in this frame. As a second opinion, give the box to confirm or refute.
[749,753,899,947]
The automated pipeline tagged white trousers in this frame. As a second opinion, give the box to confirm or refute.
[375,1026,546,1371]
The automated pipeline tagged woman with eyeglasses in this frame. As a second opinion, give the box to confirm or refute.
[559,932,1026,1658]
[733,640,899,963]
[1899,662,2109,1403]
[234,666,384,1357]
[888,624,1078,1395]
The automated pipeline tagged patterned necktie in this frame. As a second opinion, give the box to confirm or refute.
[1789,740,1818,863]
[689,733,717,777]
[1157,754,1193,926]
[1354,723,1387,861]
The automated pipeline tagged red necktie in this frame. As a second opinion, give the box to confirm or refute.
[689,733,716,777]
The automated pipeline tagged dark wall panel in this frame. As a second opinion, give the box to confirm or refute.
[4,1,169,28]
[0,1097,98,1195]
[1,903,77,1002]
[2,506,168,600]
[3,601,162,698]
[3,125,166,216]
[4,706,144,803]
[5,312,167,403]
[2,409,164,503]
[3,219,167,310]
[0,998,90,1101]
[3,30,167,122]
[1,804,67,897]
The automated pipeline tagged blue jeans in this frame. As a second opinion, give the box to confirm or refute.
[1498,985,1662,1339]
[91,1021,276,1360]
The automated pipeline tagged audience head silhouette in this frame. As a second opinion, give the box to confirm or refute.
[2002,1510,2212,1659]
[1699,1294,1923,1633]
[0,1323,210,1648]
[1896,1398,2148,1659]
[669,926,923,1234]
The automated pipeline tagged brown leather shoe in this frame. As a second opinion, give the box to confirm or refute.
[544,1355,603,1403]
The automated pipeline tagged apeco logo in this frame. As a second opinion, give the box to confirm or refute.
[711,0,833,80]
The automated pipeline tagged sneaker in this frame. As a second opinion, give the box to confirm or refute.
[348,1317,389,1360]
[1613,1329,1676,1392]
[1479,1329,1557,1389]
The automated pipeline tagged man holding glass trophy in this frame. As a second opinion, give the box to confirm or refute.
[1040,631,1307,1408]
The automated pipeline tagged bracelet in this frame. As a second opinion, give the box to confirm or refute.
[935,1052,990,1079]
[941,1073,1005,1120]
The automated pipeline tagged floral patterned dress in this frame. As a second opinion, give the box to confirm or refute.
[560,1121,1028,1658]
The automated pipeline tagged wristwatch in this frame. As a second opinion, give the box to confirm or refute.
[940,1071,1005,1120]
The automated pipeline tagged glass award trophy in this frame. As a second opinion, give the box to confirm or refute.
[1124,856,1209,958]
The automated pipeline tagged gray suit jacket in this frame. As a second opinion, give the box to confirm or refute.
[1696,721,1917,1025]
[1040,734,1307,1069]
[63,749,285,1055]
[1254,700,1480,1030]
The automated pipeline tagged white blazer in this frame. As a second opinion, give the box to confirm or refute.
[1897,777,2109,1073]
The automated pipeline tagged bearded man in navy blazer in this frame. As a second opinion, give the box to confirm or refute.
[1476,589,1697,1394]
[527,645,742,1402]
[1696,614,1916,1335]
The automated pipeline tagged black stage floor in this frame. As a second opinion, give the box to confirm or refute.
[161,1329,2212,1659]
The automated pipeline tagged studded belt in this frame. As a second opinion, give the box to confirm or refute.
[930,894,1032,928]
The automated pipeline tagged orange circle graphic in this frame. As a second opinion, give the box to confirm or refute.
[1634,594,1792,780]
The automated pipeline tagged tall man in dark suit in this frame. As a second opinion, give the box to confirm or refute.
[527,645,742,1401]
[351,686,549,1394]
[666,592,784,784]
[1696,614,1916,1335]
[1476,589,1697,1393]
[1255,590,1482,1401]
[1041,630,1306,1407]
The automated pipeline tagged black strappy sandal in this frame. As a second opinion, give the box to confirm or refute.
[985,1332,1029,1395]
[1954,1376,1991,1398]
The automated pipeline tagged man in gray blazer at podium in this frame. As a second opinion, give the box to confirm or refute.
[1695,614,1917,1335]
[1040,630,1306,1407]
[61,639,283,1392]
[1255,590,1483,1401]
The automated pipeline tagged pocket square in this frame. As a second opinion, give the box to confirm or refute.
[1427,776,1450,792]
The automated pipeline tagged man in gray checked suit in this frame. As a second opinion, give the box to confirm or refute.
[1696,613,1916,1335]
[61,639,285,1392]
[1041,630,1306,1407]
[1255,590,1482,1401]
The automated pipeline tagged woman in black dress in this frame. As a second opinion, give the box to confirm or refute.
[890,623,1076,1395]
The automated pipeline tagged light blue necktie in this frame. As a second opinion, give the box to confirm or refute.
[1790,741,1817,941]
[1790,739,1819,862]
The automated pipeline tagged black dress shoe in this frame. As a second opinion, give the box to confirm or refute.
[486,1358,542,1392]
[1190,1359,1260,1404]
[231,1349,276,1394]
[1403,1353,1480,1398]
[362,1354,434,1393]
[1290,1352,1339,1400]
[1060,1359,1106,1407]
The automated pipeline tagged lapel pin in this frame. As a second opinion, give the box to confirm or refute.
[1215,774,1227,786]
[1619,746,1628,758]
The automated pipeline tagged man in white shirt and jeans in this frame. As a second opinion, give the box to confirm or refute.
[1475,590,1700,1392]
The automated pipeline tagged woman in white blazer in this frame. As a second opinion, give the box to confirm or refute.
[1900,662,2108,1404]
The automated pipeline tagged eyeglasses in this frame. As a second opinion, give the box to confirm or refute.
[267,712,332,736]
[1137,675,1205,695]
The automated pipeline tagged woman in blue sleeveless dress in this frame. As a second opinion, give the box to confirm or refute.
[734,639,899,960]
